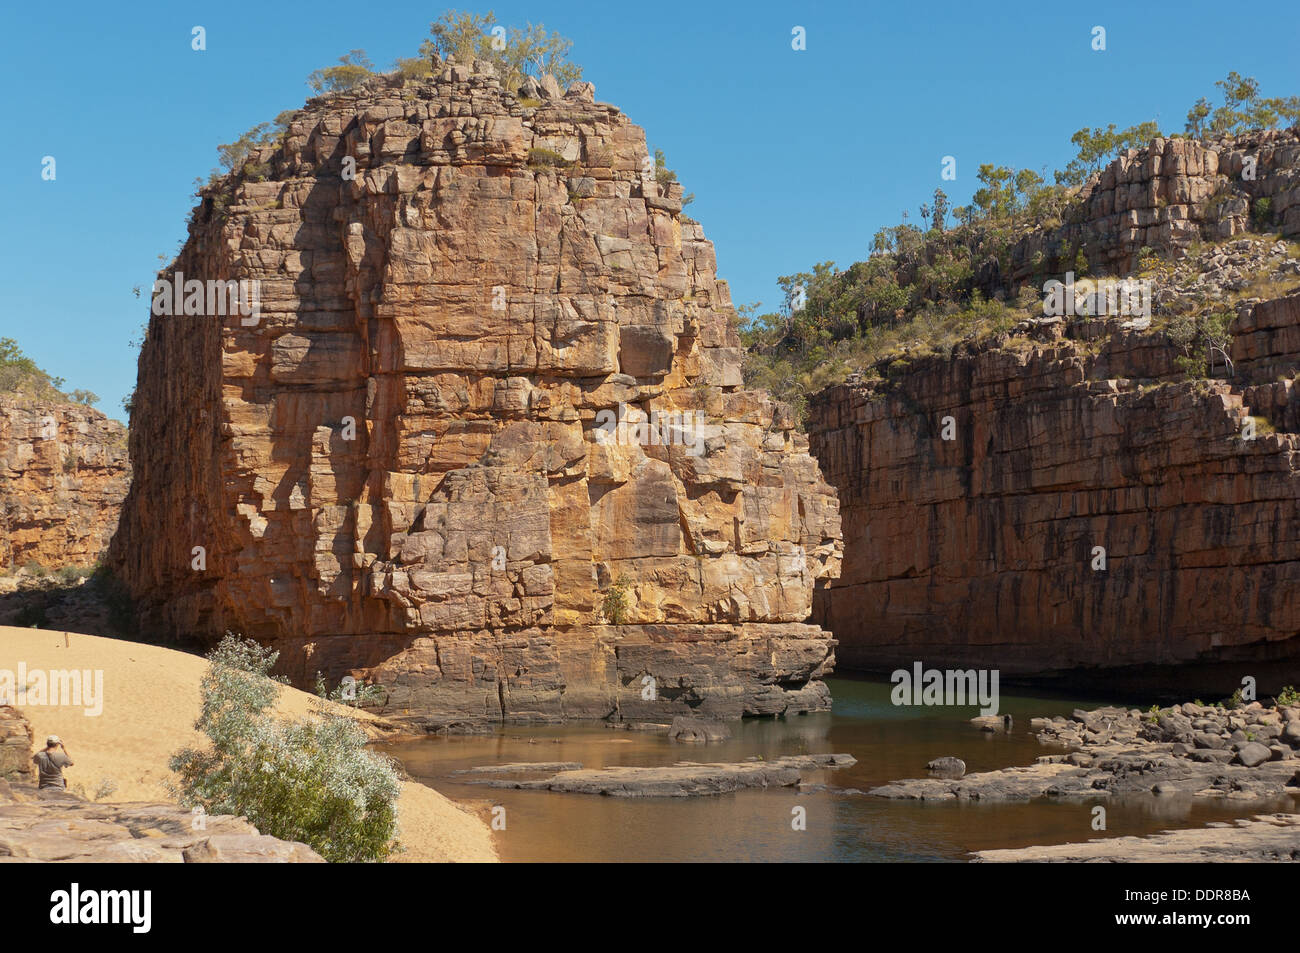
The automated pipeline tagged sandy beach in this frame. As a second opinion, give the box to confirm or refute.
[0,625,497,862]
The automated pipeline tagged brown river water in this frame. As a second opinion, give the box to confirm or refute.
[382,675,1294,862]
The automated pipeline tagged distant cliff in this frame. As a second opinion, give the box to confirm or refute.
[808,124,1300,692]
[0,396,129,570]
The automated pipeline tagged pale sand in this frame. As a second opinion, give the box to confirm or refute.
[0,626,497,862]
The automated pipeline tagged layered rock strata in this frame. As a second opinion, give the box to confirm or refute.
[109,66,841,729]
[1001,129,1300,285]
[809,293,1300,684]
[0,397,129,569]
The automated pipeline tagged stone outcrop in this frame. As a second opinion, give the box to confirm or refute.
[809,290,1300,686]
[0,707,322,862]
[0,396,129,570]
[975,813,1300,862]
[1002,128,1300,284]
[871,701,1300,802]
[0,783,324,862]
[109,67,841,729]
[0,706,34,783]
[467,752,856,796]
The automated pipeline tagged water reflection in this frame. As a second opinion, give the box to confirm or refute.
[381,675,1294,862]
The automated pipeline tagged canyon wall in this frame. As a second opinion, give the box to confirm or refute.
[109,64,841,729]
[0,397,129,570]
[809,292,1300,688]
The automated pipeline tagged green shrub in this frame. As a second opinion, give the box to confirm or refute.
[527,147,572,169]
[0,338,65,399]
[56,566,91,584]
[419,10,582,93]
[1252,197,1273,229]
[314,672,386,708]
[1167,310,1233,377]
[600,576,632,625]
[1278,686,1299,706]
[307,49,375,94]
[170,634,401,862]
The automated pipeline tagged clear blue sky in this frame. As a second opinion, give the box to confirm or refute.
[2,0,1297,421]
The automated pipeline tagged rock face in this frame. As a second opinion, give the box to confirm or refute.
[1001,129,1300,285]
[0,396,129,570]
[0,783,324,863]
[0,706,34,783]
[109,69,841,729]
[809,298,1300,685]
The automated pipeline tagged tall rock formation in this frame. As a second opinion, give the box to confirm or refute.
[109,65,841,729]
[0,396,129,570]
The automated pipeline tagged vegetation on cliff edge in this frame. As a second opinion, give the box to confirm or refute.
[740,72,1300,422]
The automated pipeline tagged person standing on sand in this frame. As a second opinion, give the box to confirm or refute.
[33,735,73,789]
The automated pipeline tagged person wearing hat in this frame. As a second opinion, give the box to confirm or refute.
[33,735,74,789]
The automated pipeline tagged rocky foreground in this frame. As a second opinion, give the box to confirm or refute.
[872,701,1300,802]
[976,813,1300,863]
[0,780,323,863]
[2,628,498,862]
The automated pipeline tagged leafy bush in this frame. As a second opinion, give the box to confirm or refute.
[307,49,375,94]
[171,634,401,863]
[419,10,581,92]
[1186,72,1300,138]
[653,148,694,206]
[314,672,386,708]
[0,338,65,399]
[1278,686,1299,706]
[1167,310,1234,377]
[527,147,572,169]
[1252,197,1273,229]
[600,576,632,624]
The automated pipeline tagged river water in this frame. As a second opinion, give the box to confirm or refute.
[382,675,1292,862]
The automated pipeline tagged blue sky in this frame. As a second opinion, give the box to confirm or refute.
[2,0,1297,421]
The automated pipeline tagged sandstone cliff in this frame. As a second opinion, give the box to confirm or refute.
[1001,129,1300,287]
[810,291,1300,689]
[109,64,842,728]
[0,396,129,570]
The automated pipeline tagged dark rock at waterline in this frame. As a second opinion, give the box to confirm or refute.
[453,762,583,775]
[668,716,731,743]
[470,753,856,797]
[927,757,966,778]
